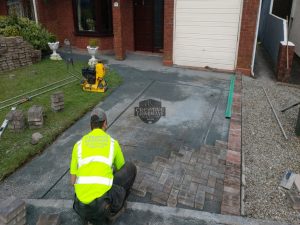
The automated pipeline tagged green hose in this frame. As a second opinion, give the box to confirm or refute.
[225,75,236,119]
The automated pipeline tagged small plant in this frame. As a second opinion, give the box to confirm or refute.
[88,38,98,48]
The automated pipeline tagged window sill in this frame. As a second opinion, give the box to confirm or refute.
[74,31,113,38]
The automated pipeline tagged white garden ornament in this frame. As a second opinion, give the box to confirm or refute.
[87,46,99,67]
[48,41,62,60]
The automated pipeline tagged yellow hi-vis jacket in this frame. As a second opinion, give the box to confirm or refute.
[70,128,125,204]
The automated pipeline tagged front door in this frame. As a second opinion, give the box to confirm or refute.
[134,0,164,52]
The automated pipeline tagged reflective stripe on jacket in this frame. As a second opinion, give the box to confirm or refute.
[76,137,115,186]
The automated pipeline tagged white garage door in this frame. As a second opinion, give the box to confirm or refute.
[173,0,243,70]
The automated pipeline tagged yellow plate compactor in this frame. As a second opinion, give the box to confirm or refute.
[81,63,107,93]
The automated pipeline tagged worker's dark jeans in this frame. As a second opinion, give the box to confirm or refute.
[73,162,137,225]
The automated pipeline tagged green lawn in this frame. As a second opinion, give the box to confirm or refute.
[0,59,123,180]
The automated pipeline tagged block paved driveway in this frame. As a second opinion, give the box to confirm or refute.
[0,58,231,215]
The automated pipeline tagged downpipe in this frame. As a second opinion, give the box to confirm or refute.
[250,0,263,78]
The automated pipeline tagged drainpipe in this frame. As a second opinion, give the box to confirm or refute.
[32,0,38,24]
[250,0,262,77]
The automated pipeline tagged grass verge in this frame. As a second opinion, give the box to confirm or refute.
[0,59,123,180]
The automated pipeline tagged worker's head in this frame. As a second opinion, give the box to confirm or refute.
[90,108,107,130]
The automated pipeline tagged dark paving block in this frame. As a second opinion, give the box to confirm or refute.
[178,191,195,208]
[203,200,222,214]
[189,182,198,195]
[167,188,179,207]
[207,176,216,188]
[151,192,169,206]
[215,140,228,149]
[200,170,209,180]
[36,214,60,225]
[163,177,174,194]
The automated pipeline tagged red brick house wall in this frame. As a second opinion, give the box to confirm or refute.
[0,0,261,75]
[112,0,136,59]
[122,0,134,51]
[36,0,58,38]
[236,0,261,76]
[163,0,174,66]
[37,0,113,50]
[0,2,7,15]
[112,0,124,59]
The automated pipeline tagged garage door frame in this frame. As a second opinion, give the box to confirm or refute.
[172,0,244,71]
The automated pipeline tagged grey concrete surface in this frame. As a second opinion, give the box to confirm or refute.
[25,199,290,225]
[0,53,232,221]
[58,48,232,82]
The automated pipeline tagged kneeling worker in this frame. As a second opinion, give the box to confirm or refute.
[70,108,136,224]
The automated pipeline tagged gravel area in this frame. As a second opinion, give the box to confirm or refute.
[243,74,300,224]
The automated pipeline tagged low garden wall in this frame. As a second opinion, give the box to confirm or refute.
[0,36,41,72]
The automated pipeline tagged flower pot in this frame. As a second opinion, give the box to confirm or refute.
[48,41,62,60]
[87,46,99,67]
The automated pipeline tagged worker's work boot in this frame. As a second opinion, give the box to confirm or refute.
[106,205,125,224]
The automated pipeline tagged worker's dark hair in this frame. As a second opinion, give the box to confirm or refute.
[90,115,105,130]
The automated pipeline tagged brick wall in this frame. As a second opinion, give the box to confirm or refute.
[36,0,113,50]
[163,0,174,66]
[236,0,261,76]
[276,42,295,82]
[0,1,7,15]
[122,0,134,51]
[36,0,59,37]
[112,0,125,60]
[0,36,41,72]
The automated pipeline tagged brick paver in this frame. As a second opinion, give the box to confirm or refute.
[132,142,228,213]
[221,74,242,216]
[0,196,26,225]
[36,214,60,225]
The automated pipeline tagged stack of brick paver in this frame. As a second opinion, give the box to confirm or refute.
[36,214,60,225]
[51,92,64,112]
[28,105,44,129]
[0,36,41,72]
[0,196,26,225]
[6,110,26,132]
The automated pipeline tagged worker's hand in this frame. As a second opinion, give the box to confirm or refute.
[70,174,76,185]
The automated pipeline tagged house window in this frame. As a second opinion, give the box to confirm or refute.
[73,0,113,36]
[7,0,24,17]
[7,0,35,20]
[272,0,293,19]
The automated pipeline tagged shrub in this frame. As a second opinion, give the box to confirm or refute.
[0,26,20,36]
[0,15,56,52]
